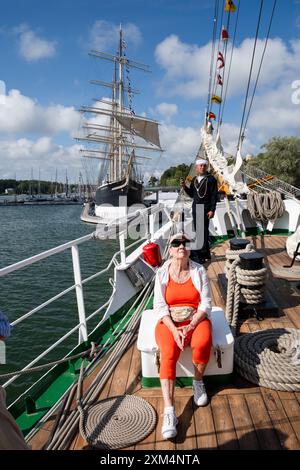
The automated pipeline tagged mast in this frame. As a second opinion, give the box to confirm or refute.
[30,168,33,197]
[65,169,69,197]
[54,168,58,197]
[118,26,123,180]
[112,58,117,181]
[77,31,162,184]
[38,168,41,198]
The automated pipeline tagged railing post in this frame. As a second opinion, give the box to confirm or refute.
[71,245,88,344]
[149,213,155,239]
[119,232,126,265]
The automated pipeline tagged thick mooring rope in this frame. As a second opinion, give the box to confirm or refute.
[234,328,300,391]
[225,242,254,277]
[247,191,284,223]
[226,256,267,334]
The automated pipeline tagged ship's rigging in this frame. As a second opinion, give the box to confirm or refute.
[76,28,163,191]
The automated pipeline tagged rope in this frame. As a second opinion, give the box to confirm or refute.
[247,191,284,223]
[226,255,267,335]
[45,280,153,450]
[234,328,300,391]
[225,242,254,277]
[0,343,100,380]
[206,0,220,112]
[209,0,225,115]
[44,232,173,450]
[78,395,157,449]
[217,10,232,126]
[220,0,241,125]
[241,0,277,138]
[238,0,264,148]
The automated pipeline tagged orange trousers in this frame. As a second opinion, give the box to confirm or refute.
[155,318,212,380]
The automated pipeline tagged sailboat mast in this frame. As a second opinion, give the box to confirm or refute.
[112,59,117,181]
[118,27,123,180]
[38,168,41,198]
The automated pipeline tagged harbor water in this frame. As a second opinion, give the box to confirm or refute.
[0,204,118,404]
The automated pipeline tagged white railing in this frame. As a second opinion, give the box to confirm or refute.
[0,203,169,389]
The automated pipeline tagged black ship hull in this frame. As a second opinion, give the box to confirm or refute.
[95,178,144,207]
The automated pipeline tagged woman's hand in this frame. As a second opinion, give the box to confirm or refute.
[180,324,194,338]
[172,328,185,351]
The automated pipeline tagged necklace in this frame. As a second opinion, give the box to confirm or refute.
[194,176,208,199]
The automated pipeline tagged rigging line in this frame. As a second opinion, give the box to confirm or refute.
[220,0,241,125]
[206,0,220,113]
[217,9,232,127]
[242,0,277,138]
[237,0,264,149]
[209,0,225,115]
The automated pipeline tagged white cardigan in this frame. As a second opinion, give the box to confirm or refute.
[153,259,212,324]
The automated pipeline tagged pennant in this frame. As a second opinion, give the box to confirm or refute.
[211,94,222,105]
[225,0,236,12]
[221,26,229,41]
[217,51,225,69]
[217,74,223,86]
[208,112,216,120]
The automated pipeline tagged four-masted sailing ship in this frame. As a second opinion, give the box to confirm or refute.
[76,28,162,223]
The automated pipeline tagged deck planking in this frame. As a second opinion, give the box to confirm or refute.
[27,235,300,451]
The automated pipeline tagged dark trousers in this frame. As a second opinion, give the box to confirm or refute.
[190,204,211,262]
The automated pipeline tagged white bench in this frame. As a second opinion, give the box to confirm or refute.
[137,307,234,387]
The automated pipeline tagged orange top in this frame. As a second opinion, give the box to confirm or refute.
[165,275,200,309]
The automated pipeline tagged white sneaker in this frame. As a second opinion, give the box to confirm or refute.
[161,411,178,439]
[193,379,208,406]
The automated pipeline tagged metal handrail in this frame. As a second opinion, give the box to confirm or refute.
[1,203,165,389]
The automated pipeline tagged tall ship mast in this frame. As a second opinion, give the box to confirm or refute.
[77,27,162,223]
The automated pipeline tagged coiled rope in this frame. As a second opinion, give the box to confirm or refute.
[226,256,267,334]
[44,279,154,450]
[225,242,254,277]
[45,233,173,450]
[78,395,156,449]
[247,191,284,223]
[234,328,300,391]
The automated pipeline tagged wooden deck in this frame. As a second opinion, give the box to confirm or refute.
[28,235,300,451]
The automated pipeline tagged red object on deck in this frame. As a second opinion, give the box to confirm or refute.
[143,242,162,267]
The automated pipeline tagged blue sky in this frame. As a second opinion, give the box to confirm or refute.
[0,0,300,183]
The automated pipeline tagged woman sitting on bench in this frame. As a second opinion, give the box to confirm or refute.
[154,232,212,440]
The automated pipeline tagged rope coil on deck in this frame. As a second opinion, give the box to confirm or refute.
[234,328,300,391]
[78,395,157,449]
[225,243,254,277]
[226,256,267,333]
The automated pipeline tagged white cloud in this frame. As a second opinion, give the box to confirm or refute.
[89,20,142,51]
[0,89,80,136]
[153,102,178,121]
[248,82,300,144]
[0,137,82,180]
[144,120,256,180]
[155,35,300,100]
[154,33,300,154]
[160,123,200,160]
[16,25,57,61]
[0,91,116,180]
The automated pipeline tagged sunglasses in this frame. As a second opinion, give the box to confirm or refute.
[170,239,188,248]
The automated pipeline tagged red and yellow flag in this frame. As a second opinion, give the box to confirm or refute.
[225,0,236,12]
